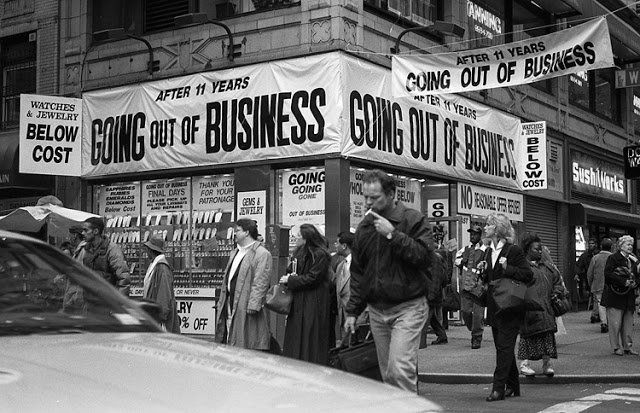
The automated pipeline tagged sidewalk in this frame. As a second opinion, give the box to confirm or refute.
[417,310,640,384]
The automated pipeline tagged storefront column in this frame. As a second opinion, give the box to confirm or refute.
[324,158,351,243]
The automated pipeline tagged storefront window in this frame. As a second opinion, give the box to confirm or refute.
[276,166,325,253]
[92,174,235,290]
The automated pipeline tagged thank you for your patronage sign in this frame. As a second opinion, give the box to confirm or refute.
[19,94,82,176]
[392,17,613,96]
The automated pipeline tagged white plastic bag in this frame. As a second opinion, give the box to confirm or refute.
[556,316,566,335]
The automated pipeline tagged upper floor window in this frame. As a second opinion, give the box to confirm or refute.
[633,89,640,135]
[568,69,621,123]
[1,33,36,130]
[364,0,442,27]
[91,0,298,35]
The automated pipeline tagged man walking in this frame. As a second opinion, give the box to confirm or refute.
[345,170,434,392]
[576,237,598,317]
[587,238,613,333]
[455,225,487,349]
[214,219,273,350]
[82,217,130,295]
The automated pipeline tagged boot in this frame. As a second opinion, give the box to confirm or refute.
[542,358,554,377]
[601,323,608,333]
[520,360,535,377]
[471,336,482,349]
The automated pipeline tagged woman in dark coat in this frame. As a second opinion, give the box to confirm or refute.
[279,224,331,365]
[602,235,639,356]
[517,234,566,377]
[479,213,533,402]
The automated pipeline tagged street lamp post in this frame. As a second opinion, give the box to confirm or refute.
[92,28,156,75]
[392,21,466,54]
[174,13,237,62]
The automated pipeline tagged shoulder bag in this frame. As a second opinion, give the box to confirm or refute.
[490,245,541,314]
[265,284,292,314]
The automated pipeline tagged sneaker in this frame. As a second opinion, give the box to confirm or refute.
[431,337,448,345]
[614,348,624,356]
[520,362,535,377]
[601,324,608,334]
[542,361,555,377]
[624,349,639,356]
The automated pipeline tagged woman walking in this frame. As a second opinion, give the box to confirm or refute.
[602,235,639,356]
[480,213,532,402]
[517,234,566,377]
[279,224,331,365]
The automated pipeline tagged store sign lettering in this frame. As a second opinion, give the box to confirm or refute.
[570,150,627,201]
[571,162,624,194]
[467,0,503,39]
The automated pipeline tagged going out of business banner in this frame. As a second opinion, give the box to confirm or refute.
[19,94,83,176]
[392,17,614,96]
[82,54,343,177]
[342,55,523,191]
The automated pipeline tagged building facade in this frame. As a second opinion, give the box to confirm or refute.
[4,0,640,333]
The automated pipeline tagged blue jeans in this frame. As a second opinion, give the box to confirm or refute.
[368,296,428,392]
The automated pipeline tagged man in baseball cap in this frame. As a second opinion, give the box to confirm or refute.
[455,224,487,349]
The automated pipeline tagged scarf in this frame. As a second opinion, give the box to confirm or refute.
[143,254,165,298]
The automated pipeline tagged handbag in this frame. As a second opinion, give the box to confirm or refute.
[491,277,527,314]
[265,284,292,314]
[442,284,461,311]
[550,292,571,317]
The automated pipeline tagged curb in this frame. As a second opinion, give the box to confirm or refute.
[418,373,640,385]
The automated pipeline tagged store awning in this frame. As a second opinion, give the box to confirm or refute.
[0,130,53,191]
[569,203,640,228]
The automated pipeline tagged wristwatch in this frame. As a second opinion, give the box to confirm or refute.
[386,231,394,240]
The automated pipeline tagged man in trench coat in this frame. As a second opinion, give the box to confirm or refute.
[215,219,273,350]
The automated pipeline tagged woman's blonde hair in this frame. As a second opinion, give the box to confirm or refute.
[485,213,515,243]
[618,235,634,248]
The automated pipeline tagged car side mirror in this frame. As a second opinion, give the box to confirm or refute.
[135,299,162,324]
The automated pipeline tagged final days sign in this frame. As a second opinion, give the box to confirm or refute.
[19,94,82,176]
[392,17,614,96]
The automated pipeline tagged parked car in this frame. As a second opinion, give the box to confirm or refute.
[0,230,441,412]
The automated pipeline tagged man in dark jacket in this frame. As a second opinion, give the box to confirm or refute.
[82,217,131,296]
[455,225,487,349]
[345,170,434,392]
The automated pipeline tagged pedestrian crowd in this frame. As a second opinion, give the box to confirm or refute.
[54,168,640,401]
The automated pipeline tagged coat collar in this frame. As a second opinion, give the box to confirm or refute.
[384,201,407,223]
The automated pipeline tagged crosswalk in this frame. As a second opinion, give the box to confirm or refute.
[540,388,640,412]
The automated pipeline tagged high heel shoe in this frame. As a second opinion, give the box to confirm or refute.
[504,387,520,397]
[486,390,505,402]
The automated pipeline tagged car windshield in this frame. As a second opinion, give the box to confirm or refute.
[0,235,158,335]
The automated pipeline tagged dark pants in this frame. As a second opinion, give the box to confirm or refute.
[491,312,523,393]
[429,304,447,340]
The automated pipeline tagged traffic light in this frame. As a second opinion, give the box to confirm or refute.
[148,59,160,74]
[230,43,242,61]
